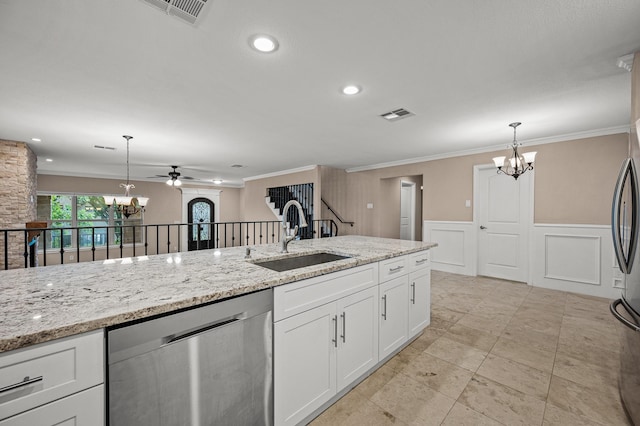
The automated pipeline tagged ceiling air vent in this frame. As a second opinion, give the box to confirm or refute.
[141,0,209,25]
[380,108,415,122]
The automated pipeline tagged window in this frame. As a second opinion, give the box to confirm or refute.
[37,194,143,249]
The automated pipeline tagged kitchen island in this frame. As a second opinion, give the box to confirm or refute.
[1,235,435,353]
[0,236,436,425]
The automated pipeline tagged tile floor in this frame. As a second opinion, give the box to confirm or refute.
[310,271,631,426]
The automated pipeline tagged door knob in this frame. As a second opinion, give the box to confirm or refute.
[480,225,487,230]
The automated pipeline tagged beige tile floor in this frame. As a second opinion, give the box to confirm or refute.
[310,271,632,426]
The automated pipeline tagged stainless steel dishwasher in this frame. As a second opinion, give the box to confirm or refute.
[107,289,273,426]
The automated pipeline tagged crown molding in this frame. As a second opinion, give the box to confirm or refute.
[243,165,318,182]
[345,125,630,173]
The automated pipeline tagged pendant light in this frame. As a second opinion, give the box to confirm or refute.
[102,135,149,218]
[492,122,537,180]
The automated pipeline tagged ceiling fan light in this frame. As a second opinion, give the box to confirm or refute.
[174,179,182,187]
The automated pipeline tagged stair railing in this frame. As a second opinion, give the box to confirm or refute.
[321,198,354,227]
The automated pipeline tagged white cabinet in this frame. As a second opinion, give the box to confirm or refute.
[0,385,104,426]
[274,250,431,426]
[0,330,104,425]
[409,268,431,337]
[274,264,378,426]
[335,287,379,390]
[274,303,337,426]
[378,276,409,360]
[379,250,431,359]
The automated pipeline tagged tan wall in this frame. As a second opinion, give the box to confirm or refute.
[533,134,627,223]
[218,187,242,221]
[1,140,37,269]
[342,133,627,236]
[319,166,351,233]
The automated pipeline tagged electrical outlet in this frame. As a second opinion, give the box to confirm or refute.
[367,203,374,209]
[69,254,74,261]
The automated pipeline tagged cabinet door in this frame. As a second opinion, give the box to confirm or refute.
[336,287,379,390]
[274,303,337,426]
[0,385,104,426]
[409,269,431,337]
[379,276,409,360]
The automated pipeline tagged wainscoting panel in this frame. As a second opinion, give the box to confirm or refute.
[533,224,618,299]
[423,221,475,276]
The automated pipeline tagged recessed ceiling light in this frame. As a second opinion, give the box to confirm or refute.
[212,179,223,185]
[231,164,245,168]
[31,137,41,142]
[250,34,279,53]
[45,158,53,162]
[342,85,361,95]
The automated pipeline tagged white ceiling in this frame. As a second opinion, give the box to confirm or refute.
[1,0,639,187]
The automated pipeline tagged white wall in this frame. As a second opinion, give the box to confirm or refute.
[424,220,621,299]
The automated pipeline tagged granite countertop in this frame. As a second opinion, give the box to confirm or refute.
[0,236,436,353]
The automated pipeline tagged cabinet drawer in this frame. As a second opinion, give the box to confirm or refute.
[274,263,378,321]
[0,330,104,421]
[0,384,104,426]
[379,255,409,282]
[408,250,430,272]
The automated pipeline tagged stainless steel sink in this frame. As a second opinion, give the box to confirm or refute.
[252,252,351,272]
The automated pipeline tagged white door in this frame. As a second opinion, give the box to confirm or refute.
[400,182,415,240]
[476,166,531,282]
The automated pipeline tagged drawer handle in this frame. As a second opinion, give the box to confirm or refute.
[0,375,43,394]
[388,265,404,273]
[415,258,428,265]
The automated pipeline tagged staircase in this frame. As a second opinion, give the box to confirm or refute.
[265,184,315,239]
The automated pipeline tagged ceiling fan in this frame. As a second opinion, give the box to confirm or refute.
[154,166,196,187]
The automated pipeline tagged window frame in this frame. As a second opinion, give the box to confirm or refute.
[37,192,145,251]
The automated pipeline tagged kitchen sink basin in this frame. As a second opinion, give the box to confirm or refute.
[253,252,351,272]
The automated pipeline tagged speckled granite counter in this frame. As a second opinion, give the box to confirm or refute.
[0,236,436,353]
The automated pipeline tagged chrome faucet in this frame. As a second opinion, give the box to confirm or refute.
[280,200,308,253]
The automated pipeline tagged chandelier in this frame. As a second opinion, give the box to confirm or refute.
[102,135,149,218]
[492,122,537,180]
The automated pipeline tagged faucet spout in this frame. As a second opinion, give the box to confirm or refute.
[280,200,308,253]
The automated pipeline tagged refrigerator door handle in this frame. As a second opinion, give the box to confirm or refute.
[610,299,640,332]
[612,158,639,274]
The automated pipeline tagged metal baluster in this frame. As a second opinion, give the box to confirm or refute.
[144,225,148,255]
[23,230,28,268]
[43,229,47,266]
[166,225,171,254]
[59,229,64,265]
[91,227,96,261]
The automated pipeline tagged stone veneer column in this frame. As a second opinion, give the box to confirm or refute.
[0,139,37,269]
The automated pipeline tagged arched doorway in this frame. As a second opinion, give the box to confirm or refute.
[188,197,214,250]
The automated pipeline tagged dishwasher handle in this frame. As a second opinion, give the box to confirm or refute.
[163,316,242,345]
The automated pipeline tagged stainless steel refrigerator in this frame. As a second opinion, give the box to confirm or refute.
[611,118,640,426]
